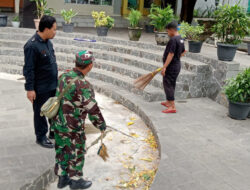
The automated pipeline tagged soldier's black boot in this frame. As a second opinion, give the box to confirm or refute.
[57,175,71,189]
[70,178,92,190]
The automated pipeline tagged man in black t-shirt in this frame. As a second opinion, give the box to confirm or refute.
[161,22,186,113]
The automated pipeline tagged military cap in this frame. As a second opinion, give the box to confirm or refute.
[75,50,94,65]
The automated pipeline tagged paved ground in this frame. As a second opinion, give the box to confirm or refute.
[0,72,250,190]
[66,27,250,69]
[0,73,159,190]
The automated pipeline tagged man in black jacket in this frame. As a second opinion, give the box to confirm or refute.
[23,15,57,148]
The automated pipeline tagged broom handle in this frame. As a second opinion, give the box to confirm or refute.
[152,67,163,76]
[101,131,103,144]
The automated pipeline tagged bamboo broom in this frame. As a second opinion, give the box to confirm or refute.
[134,68,163,90]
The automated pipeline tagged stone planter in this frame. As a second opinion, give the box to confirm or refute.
[196,18,216,41]
[188,41,203,53]
[155,31,169,46]
[247,43,250,55]
[96,26,109,36]
[217,43,238,61]
[62,23,74,33]
[228,101,250,120]
[145,24,154,33]
[0,15,8,27]
[12,21,20,28]
[128,27,143,41]
[34,19,40,31]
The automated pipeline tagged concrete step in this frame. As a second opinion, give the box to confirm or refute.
[0,27,164,52]
[0,27,241,72]
[0,54,195,89]
[0,39,208,77]
[0,62,191,102]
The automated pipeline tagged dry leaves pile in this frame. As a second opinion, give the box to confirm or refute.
[116,130,159,190]
[143,131,158,150]
[118,165,157,190]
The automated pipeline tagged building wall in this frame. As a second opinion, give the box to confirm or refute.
[47,0,115,16]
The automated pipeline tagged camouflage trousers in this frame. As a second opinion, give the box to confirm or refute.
[54,128,86,178]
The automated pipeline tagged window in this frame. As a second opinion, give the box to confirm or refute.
[65,0,112,6]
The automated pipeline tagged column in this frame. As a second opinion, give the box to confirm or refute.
[15,0,20,13]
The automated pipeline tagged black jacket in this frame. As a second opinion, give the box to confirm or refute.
[23,33,58,94]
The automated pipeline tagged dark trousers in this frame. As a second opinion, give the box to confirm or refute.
[163,64,181,101]
[33,90,56,141]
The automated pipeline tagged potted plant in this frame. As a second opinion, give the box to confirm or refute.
[61,9,78,33]
[224,68,250,120]
[212,4,250,61]
[30,0,54,30]
[127,9,143,41]
[148,4,174,46]
[92,11,114,37]
[179,22,204,53]
[0,8,8,27]
[194,5,216,41]
[12,16,20,28]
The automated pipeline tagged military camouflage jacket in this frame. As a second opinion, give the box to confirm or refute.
[52,68,106,136]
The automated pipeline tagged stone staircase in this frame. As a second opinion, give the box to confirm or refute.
[0,27,237,103]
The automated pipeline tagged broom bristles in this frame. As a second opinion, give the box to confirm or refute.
[98,143,109,161]
[134,68,162,90]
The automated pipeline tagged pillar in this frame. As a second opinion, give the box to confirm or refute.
[15,0,20,13]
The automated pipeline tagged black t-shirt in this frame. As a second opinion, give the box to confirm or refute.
[163,35,185,66]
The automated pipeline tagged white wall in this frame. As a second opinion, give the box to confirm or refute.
[47,0,114,16]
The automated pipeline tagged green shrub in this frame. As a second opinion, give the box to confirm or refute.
[12,16,19,22]
[179,22,204,41]
[212,3,250,45]
[224,68,250,103]
[61,9,78,24]
[127,9,142,28]
[148,4,174,32]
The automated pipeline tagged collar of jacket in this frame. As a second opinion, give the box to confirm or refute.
[73,68,85,78]
[35,32,48,43]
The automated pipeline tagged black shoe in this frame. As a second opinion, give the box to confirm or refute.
[57,175,71,189]
[36,137,54,149]
[49,132,55,140]
[70,178,92,190]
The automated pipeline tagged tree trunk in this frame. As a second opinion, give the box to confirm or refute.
[180,0,197,23]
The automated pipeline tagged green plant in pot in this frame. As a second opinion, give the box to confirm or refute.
[224,67,250,120]
[212,3,250,61]
[61,8,78,33]
[30,0,54,30]
[194,5,216,41]
[148,4,174,45]
[179,22,204,53]
[0,8,8,27]
[12,16,20,28]
[127,9,143,41]
[92,11,114,37]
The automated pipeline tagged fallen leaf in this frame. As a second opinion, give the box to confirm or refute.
[140,158,153,162]
[129,117,136,121]
[127,121,134,126]
[130,133,139,138]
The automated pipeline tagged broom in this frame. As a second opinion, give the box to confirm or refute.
[134,68,163,90]
[97,131,109,161]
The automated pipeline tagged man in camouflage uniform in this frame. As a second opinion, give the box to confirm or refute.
[51,50,106,190]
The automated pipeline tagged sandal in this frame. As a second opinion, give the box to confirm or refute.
[162,109,177,114]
